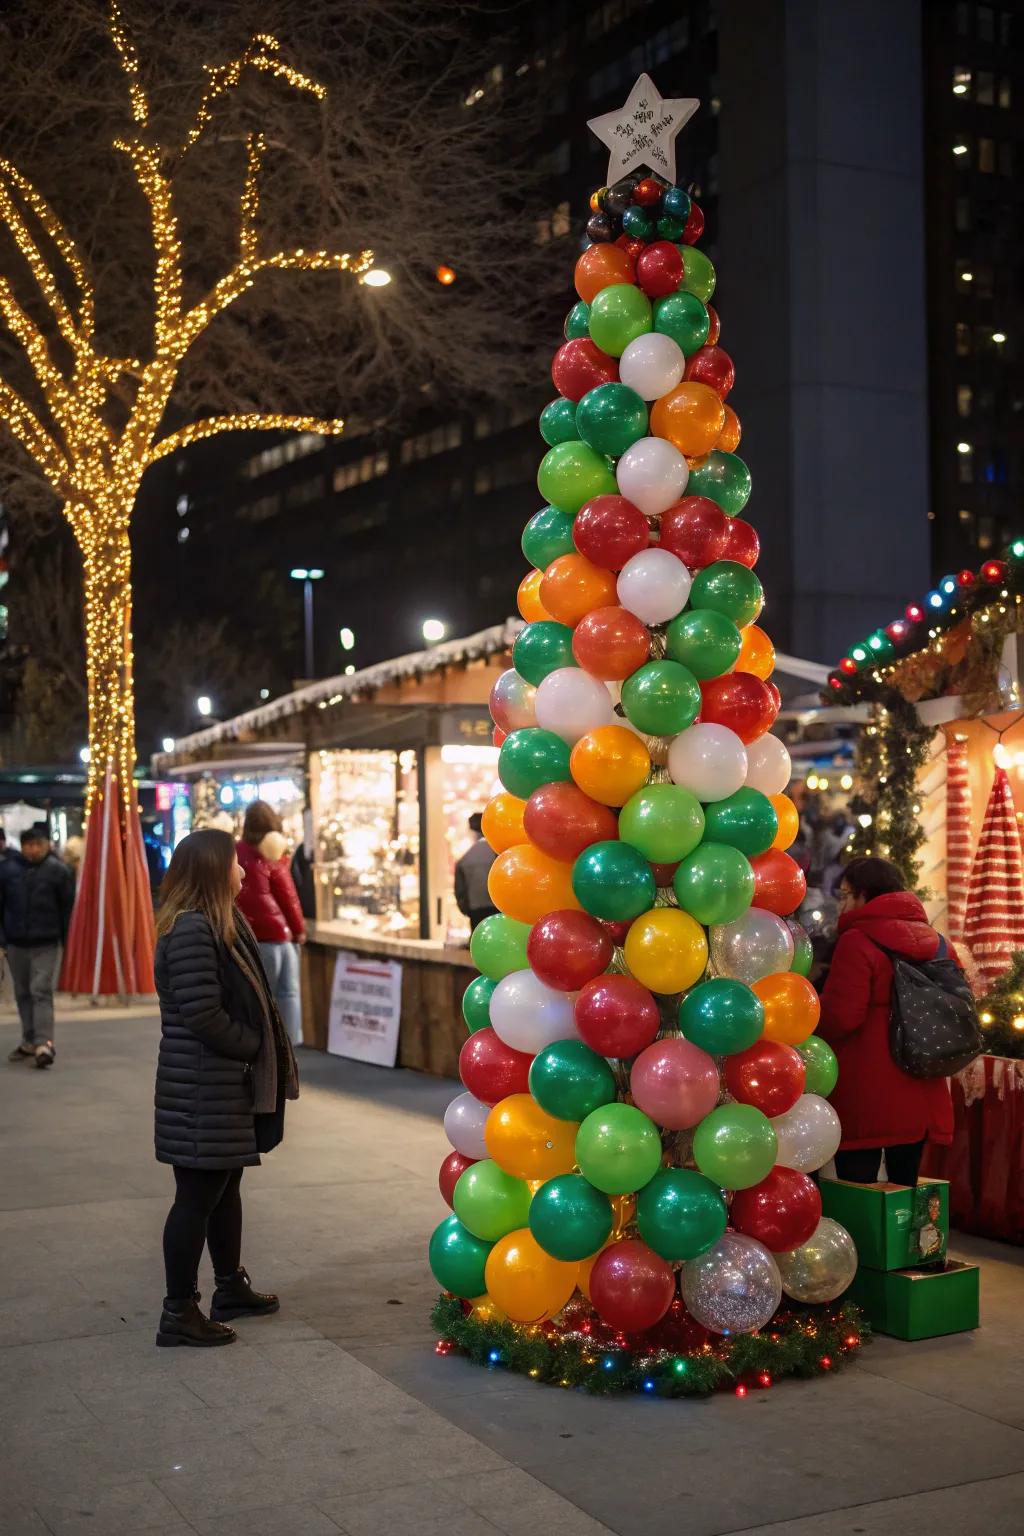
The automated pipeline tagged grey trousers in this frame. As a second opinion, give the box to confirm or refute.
[7,944,61,1044]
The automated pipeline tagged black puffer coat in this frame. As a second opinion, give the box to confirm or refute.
[154,911,265,1169]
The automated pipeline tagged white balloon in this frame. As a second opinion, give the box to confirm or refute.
[534,667,615,744]
[772,1094,842,1173]
[444,1092,490,1160]
[489,968,578,1054]
[617,548,692,625]
[668,723,748,802]
[616,437,689,516]
[745,734,792,796]
[619,333,686,401]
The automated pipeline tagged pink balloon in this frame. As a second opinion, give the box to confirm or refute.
[630,1037,721,1131]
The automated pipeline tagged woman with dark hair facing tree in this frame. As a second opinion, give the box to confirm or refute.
[153,829,299,1347]
[818,856,956,1188]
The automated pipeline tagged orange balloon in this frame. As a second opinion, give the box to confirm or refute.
[484,1228,579,1323]
[649,381,726,458]
[570,725,651,807]
[736,624,776,680]
[485,1095,579,1181]
[717,403,742,452]
[487,842,580,924]
[517,568,552,623]
[753,972,821,1046]
[540,554,617,627]
[574,243,636,305]
[770,794,799,850]
[482,792,527,854]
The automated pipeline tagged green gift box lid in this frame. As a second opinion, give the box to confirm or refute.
[846,1260,979,1340]
[819,1177,949,1271]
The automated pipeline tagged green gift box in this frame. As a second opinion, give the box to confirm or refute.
[819,1178,948,1270]
[846,1260,979,1340]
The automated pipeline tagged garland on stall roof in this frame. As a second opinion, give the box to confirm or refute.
[844,690,934,891]
[977,950,1024,1060]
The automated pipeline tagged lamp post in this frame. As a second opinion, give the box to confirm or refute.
[290,567,325,678]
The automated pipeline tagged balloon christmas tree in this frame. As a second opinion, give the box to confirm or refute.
[431,81,862,1395]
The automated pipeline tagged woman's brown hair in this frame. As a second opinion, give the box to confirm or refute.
[155,828,238,945]
[840,855,906,902]
[241,799,282,845]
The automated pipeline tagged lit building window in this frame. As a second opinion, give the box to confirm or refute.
[955,322,971,356]
[957,443,974,483]
[952,66,971,96]
[957,385,973,417]
[245,432,325,478]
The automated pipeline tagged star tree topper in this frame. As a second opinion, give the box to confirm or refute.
[588,74,698,186]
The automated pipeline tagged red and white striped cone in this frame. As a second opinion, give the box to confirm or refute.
[963,766,1024,988]
[945,736,971,944]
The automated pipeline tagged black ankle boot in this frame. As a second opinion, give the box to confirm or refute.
[156,1295,236,1347]
[210,1267,280,1322]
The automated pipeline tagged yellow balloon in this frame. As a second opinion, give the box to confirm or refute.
[469,1294,507,1324]
[624,907,708,994]
[485,1094,579,1180]
[485,1228,578,1323]
[770,793,800,850]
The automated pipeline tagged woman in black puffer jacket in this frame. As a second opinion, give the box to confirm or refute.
[154,829,299,1348]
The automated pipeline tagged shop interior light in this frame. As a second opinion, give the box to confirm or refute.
[79,746,91,764]
[422,618,447,643]
[952,143,968,155]
[961,271,973,282]
[956,442,971,454]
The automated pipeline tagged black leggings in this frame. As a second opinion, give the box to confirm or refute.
[162,1167,244,1301]
[834,1140,925,1187]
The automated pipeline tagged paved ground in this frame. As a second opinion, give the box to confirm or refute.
[1,1004,1023,1536]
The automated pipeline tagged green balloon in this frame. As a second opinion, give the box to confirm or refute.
[679,977,764,1055]
[529,1173,613,1261]
[689,560,764,626]
[453,1160,532,1243]
[470,915,531,981]
[679,244,716,303]
[620,659,701,737]
[512,620,576,685]
[462,974,496,1032]
[693,1102,777,1190]
[636,1168,728,1261]
[522,505,576,570]
[618,783,705,863]
[428,1214,492,1297]
[565,300,591,340]
[673,843,754,926]
[498,727,572,798]
[588,282,653,357]
[653,291,710,356]
[537,441,617,515]
[665,609,742,679]
[656,213,686,242]
[788,921,814,978]
[797,1035,839,1097]
[576,383,648,456]
[622,206,654,240]
[702,788,778,856]
[576,1103,663,1195]
[687,451,752,515]
[539,397,579,447]
[529,1038,617,1122]
[572,839,656,923]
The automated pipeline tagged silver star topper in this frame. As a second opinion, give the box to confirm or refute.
[588,74,699,186]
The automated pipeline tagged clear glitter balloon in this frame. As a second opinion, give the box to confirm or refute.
[710,907,794,984]
[777,1217,858,1303]
[771,1093,842,1173]
[489,669,537,733]
[680,1231,782,1335]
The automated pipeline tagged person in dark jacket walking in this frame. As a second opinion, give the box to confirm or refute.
[154,829,299,1348]
[1,824,74,1069]
[454,813,497,935]
[235,801,306,1046]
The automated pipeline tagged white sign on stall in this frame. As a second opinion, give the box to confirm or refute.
[327,950,403,1067]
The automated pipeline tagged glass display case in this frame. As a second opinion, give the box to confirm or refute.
[312,748,421,934]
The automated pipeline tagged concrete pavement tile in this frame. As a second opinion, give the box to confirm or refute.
[318,1480,503,1536]
[189,1506,343,1536]
[73,1378,209,1423]
[0,1382,102,1440]
[435,1467,614,1536]
[0,1508,51,1535]
[31,1479,184,1536]
[725,1470,1024,1535]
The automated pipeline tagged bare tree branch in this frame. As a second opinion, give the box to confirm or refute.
[149,411,344,462]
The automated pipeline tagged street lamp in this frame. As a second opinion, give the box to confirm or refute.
[339,626,356,652]
[79,745,91,764]
[290,567,325,679]
[361,268,392,288]
[196,695,213,717]
[161,736,175,753]
[422,617,447,646]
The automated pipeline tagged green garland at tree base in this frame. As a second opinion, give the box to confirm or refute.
[431,1293,870,1398]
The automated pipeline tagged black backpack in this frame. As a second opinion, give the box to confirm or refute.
[873,937,983,1078]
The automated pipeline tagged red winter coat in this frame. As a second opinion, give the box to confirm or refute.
[236,837,306,945]
[818,892,955,1149]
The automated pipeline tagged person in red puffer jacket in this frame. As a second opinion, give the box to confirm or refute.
[818,856,957,1188]
[236,802,306,1046]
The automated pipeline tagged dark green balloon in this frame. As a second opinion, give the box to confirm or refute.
[512,620,576,685]
[453,1161,532,1242]
[689,561,764,626]
[521,506,576,571]
[656,213,686,241]
[788,921,814,978]
[498,727,572,798]
[462,975,496,1032]
[538,441,617,514]
[687,451,752,515]
[529,1038,617,1122]
[693,1102,776,1189]
[572,839,656,923]
[588,283,653,357]
[678,244,716,303]
[622,205,654,240]
[679,976,764,1055]
[428,1215,492,1297]
[529,1174,613,1261]
[618,783,704,863]
[565,300,591,340]
[620,659,701,737]
[653,291,710,357]
[636,1168,728,1261]
[470,915,531,980]
[576,383,648,456]
[673,843,754,926]
[797,1035,839,1097]
[702,787,778,856]
[539,398,580,447]
[665,609,742,679]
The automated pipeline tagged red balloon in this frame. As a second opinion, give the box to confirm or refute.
[573,495,649,571]
[616,235,646,260]
[636,241,684,299]
[524,781,619,862]
[439,1150,475,1208]
[685,345,735,401]
[572,605,651,680]
[651,861,679,887]
[551,338,619,402]
[602,919,632,945]
[724,1039,806,1117]
[699,672,776,744]
[730,1167,822,1252]
[492,727,507,747]
[681,201,705,245]
[659,497,729,569]
[750,849,807,917]
[528,909,613,991]
[722,516,760,568]
[633,177,663,207]
[765,680,782,719]
[589,1239,675,1332]
[459,1027,533,1106]
[575,974,660,1057]
[705,304,721,345]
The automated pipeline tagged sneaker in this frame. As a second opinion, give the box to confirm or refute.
[34,1041,55,1069]
[7,1042,35,1063]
